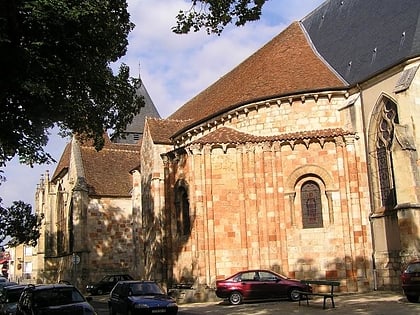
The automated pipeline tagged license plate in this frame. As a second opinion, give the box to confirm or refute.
[152,309,166,313]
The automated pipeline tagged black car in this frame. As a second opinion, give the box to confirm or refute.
[86,274,133,295]
[0,282,18,290]
[401,260,420,302]
[0,284,26,315]
[15,283,96,315]
[108,280,178,315]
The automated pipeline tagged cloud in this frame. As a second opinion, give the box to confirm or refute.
[118,0,324,117]
[0,130,70,207]
[0,0,324,207]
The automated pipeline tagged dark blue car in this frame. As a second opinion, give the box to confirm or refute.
[0,284,26,315]
[108,280,178,315]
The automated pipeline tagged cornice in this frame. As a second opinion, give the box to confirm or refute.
[173,90,350,149]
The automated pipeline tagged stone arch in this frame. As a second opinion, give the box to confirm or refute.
[174,179,191,236]
[56,184,66,254]
[367,93,398,212]
[285,164,334,193]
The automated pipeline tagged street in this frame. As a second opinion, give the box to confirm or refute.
[90,291,420,315]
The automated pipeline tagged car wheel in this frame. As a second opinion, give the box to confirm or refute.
[109,305,116,315]
[228,291,243,305]
[97,288,104,295]
[288,288,301,301]
[406,295,419,303]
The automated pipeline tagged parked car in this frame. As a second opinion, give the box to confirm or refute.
[401,260,420,303]
[15,283,97,315]
[0,284,26,315]
[0,282,18,290]
[108,280,178,315]
[215,269,312,305]
[86,274,133,295]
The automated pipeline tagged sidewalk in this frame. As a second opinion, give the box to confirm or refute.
[178,291,420,314]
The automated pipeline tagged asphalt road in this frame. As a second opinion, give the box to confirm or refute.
[90,291,420,315]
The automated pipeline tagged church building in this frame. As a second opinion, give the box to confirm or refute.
[35,0,420,297]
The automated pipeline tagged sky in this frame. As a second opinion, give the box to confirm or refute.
[0,0,325,208]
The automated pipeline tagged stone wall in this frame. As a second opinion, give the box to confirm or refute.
[164,94,372,292]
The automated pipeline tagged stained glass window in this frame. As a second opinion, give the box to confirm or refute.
[301,181,323,228]
[376,99,397,210]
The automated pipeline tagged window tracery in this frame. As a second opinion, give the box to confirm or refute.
[376,99,398,210]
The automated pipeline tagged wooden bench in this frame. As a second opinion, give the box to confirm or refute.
[297,280,340,309]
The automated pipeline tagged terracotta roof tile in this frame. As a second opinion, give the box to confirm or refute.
[147,118,191,144]
[80,142,141,197]
[191,127,354,145]
[169,22,345,126]
[51,135,141,197]
[51,142,71,182]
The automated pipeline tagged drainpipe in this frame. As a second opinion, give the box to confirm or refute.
[357,84,378,290]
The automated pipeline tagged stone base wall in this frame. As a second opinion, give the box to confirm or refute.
[373,251,402,291]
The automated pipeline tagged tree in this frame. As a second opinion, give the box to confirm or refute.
[0,0,143,170]
[0,199,43,247]
[173,0,268,35]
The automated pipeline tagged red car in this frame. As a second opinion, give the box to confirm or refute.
[401,260,420,302]
[215,269,312,305]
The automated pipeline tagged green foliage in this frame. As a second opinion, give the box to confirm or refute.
[173,0,267,35]
[0,0,143,169]
[0,199,44,247]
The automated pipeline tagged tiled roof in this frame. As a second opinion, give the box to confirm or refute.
[51,142,71,182]
[80,142,140,197]
[146,117,192,144]
[168,22,345,126]
[191,127,354,145]
[51,135,141,197]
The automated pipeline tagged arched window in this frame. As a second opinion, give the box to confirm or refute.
[56,185,66,254]
[175,181,190,236]
[301,181,323,228]
[376,99,398,210]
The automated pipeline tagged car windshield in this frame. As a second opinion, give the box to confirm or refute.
[34,287,85,307]
[406,263,420,273]
[4,289,24,303]
[101,276,112,282]
[129,283,164,296]
[233,271,285,282]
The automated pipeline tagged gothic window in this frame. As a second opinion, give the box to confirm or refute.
[56,185,66,254]
[301,181,323,228]
[376,99,398,210]
[175,182,190,236]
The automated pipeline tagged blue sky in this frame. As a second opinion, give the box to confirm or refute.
[0,0,325,208]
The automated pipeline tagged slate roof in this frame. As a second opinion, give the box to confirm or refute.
[124,80,161,133]
[168,22,345,126]
[301,0,420,84]
[112,79,161,144]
